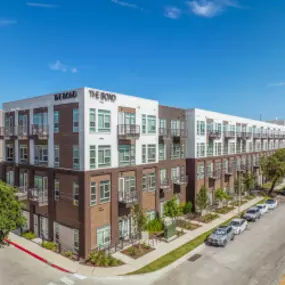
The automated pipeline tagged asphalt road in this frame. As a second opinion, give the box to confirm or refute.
[153,196,285,285]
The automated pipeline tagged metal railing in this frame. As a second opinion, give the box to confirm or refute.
[159,128,170,137]
[15,186,28,200]
[253,133,261,139]
[208,170,221,179]
[117,124,140,138]
[172,175,188,185]
[170,128,188,138]
[18,126,29,138]
[28,188,48,206]
[118,190,138,205]
[160,178,170,189]
[207,130,221,138]
[31,124,49,138]
[224,131,235,138]
[0,126,17,138]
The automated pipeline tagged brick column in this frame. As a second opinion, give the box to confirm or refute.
[111,171,119,245]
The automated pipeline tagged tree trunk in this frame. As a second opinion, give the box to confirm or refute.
[269,177,278,195]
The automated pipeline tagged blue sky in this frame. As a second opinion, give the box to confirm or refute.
[1,0,285,120]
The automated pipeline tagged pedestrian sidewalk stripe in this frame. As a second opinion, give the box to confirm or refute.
[73,273,87,280]
[60,276,75,285]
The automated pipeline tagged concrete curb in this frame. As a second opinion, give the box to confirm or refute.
[5,239,73,274]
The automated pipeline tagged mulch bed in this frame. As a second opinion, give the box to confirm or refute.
[214,206,235,214]
[121,243,154,259]
[176,219,201,230]
[194,213,220,223]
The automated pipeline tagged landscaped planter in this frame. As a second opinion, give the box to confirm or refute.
[84,251,124,267]
[194,213,219,223]
[214,206,234,214]
[176,219,201,230]
[121,243,154,259]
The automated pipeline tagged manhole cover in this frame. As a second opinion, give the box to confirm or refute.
[188,253,202,262]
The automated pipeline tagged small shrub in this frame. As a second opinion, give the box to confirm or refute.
[214,206,234,214]
[198,213,219,223]
[146,218,164,234]
[87,250,123,267]
[63,250,73,258]
[42,241,57,250]
[128,246,139,257]
[182,202,193,215]
[21,232,36,240]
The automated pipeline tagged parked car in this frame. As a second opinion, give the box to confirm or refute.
[256,204,269,215]
[265,199,278,210]
[243,207,261,222]
[207,225,235,247]
[279,189,285,196]
[230,218,248,235]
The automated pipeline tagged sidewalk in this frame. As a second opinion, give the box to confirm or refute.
[8,197,264,277]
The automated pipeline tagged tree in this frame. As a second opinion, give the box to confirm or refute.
[130,203,147,240]
[0,181,25,243]
[196,185,209,215]
[234,177,244,195]
[164,195,182,221]
[243,172,255,194]
[261,149,285,195]
[214,188,226,207]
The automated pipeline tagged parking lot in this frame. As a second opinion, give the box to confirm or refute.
[153,196,285,285]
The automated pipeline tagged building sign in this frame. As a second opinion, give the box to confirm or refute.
[54,91,77,101]
[89,90,116,102]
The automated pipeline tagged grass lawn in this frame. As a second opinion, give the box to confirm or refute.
[127,197,264,275]
[214,206,235,214]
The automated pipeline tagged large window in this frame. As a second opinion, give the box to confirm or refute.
[73,182,79,206]
[148,173,156,192]
[90,182,96,206]
[160,169,167,184]
[142,175,147,192]
[89,108,96,133]
[197,120,205,136]
[6,144,14,162]
[142,145,146,163]
[54,111,59,133]
[147,144,156,162]
[18,114,28,134]
[73,145,79,170]
[100,180,110,203]
[142,114,146,134]
[73,108,79,132]
[34,145,48,165]
[98,110,111,132]
[20,144,28,163]
[54,179,60,201]
[147,115,156,133]
[90,145,96,169]
[197,164,204,180]
[119,145,135,166]
[159,118,167,129]
[196,143,205,158]
[159,144,166,160]
[54,145,59,168]
[6,170,14,186]
[171,144,181,160]
[97,225,111,249]
[171,167,178,180]
[98,146,111,168]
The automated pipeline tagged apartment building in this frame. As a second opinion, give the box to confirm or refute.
[0,87,187,258]
[186,108,285,206]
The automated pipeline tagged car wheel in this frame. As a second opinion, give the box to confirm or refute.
[222,240,228,247]
[231,235,235,241]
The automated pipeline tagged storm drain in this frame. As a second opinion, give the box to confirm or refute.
[188,253,202,262]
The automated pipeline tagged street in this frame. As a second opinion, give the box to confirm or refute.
[153,197,285,285]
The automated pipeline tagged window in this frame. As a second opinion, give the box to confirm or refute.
[98,146,111,168]
[218,143,222,155]
[207,142,213,156]
[229,142,235,154]
[90,145,96,169]
[100,180,110,203]
[119,145,135,166]
[147,144,156,162]
[34,145,48,165]
[6,144,14,161]
[73,108,79,132]
[73,229,79,253]
[197,143,200,158]
[6,170,14,186]
[98,110,111,132]
[54,145,59,168]
[197,164,204,180]
[171,167,177,180]
[171,144,180,160]
[54,111,59,133]
[142,114,146,134]
[160,169,167,184]
[54,179,60,201]
[97,225,111,249]
[142,145,146,163]
[159,144,166,160]
[197,121,205,136]
[90,182,96,206]
[20,145,28,163]
[160,118,167,129]
[181,144,185,158]
[73,182,79,206]
[148,173,156,192]
[55,222,60,243]
[197,143,205,158]
[18,114,28,134]
[89,108,96,132]
[73,145,79,170]
[223,160,228,171]
[147,115,156,133]
[147,210,156,222]
[142,175,147,192]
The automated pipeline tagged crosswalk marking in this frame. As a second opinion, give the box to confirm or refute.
[73,273,87,280]
[46,283,57,285]
[60,276,75,285]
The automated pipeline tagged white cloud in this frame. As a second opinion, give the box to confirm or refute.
[164,6,182,19]
[268,82,285,87]
[187,0,239,18]
[49,60,77,73]
[26,2,57,8]
[0,19,17,26]
[111,0,143,11]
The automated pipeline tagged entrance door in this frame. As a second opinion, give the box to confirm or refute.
[119,218,130,240]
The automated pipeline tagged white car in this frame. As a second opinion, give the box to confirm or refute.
[256,204,269,215]
[230,218,248,235]
[265,199,278,210]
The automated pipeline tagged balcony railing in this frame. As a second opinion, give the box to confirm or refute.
[18,126,29,138]
[223,148,229,155]
[172,175,188,185]
[207,130,221,139]
[253,133,261,139]
[0,126,17,139]
[15,186,28,201]
[118,190,138,206]
[253,161,260,168]
[170,128,188,138]
[261,133,268,139]
[31,125,49,139]
[236,132,242,138]
[242,132,252,139]
[159,128,170,138]
[208,170,221,180]
[160,178,170,189]
[224,167,233,176]
[117,124,140,139]
[28,188,48,206]
[224,131,235,138]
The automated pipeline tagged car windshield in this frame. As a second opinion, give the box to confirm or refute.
[257,205,262,209]
[247,210,256,214]
[266,200,275,204]
[214,229,227,235]
[230,221,240,227]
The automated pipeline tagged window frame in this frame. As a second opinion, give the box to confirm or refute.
[90,145,96,169]
[98,145,111,168]
[89,108,96,133]
[54,111,59,133]
[19,144,28,163]
[90,181,97,206]
[73,145,79,170]
[73,108,79,133]
[98,109,111,132]
[100,180,111,204]
[147,144,156,163]
[147,115,156,134]
[148,173,156,192]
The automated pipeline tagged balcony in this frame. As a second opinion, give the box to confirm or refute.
[170,128,188,138]
[159,128,170,138]
[224,167,233,176]
[28,188,48,206]
[223,148,229,155]
[208,170,220,180]
[15,186,28,201]
[261,133,268,139]
[253,161,260,168]
[160,178,170,189]
[118,189,138,207]
[224,131,235,139]
[236,132,242,138]
[172,175,188,185]
[18,126,29,139]
[242,132,252,139]
[31,125,49,139]
[253,133,261,139]
[0,126,17,139]
[117,124,140,139]
[207,130,221,139]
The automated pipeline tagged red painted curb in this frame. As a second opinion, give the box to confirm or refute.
[5,239,73,274]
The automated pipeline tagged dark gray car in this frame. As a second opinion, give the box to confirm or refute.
[242,207,261,222]
[207,225,235,247]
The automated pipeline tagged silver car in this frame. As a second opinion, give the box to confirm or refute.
[230,218,248,235]
[207,225,235,247]
[243,207,261,222]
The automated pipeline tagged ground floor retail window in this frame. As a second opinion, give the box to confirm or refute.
[97,225,111,249]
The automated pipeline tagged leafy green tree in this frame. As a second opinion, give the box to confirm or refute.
[214,188,226,207]
[130,204,147,240]
[243,172,255,194]
[164,195,182,221]
[196,185,209,215]
[261,149,285,194]
[0,181,25,243]
[234,177,244,195]
[181,201,193,214]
